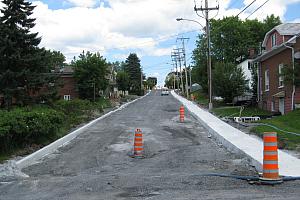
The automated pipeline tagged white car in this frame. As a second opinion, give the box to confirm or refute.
[161,88,169,96]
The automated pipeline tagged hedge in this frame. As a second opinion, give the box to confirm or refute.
[0,107,65,153]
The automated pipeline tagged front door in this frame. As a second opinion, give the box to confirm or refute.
[279,98,285,115]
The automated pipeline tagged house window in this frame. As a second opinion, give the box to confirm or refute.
[278,64,284,88]
[64,95,71,101]
[271,34,277,47]
[265,69,269,91]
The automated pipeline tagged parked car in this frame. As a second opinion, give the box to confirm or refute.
[161,87,169,96]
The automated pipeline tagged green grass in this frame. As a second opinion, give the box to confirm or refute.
[212,106,272,117]
[251,109,300,150]
[191,91,209,106]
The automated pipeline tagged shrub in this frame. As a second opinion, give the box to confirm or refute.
[0,107,65,153]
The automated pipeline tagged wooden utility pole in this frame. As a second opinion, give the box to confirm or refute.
[194,0,219,110]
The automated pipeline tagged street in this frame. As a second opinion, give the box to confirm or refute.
[1,91,300,200]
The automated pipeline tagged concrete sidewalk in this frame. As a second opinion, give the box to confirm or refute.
[172,91,300,177]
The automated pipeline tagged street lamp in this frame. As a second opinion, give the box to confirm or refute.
[176,18,205,30]
[176,17,213,110]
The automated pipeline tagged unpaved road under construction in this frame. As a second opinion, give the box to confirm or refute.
[1,91,300,200]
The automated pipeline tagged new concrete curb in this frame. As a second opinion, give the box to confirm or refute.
[172,91,300,177]
[16,93,150,169]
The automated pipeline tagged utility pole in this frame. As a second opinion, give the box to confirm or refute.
[189,65,192,91]
[140,68,143,95]
[172,64,176,89]
[195,0,219,110]
[176,48,184,94]
[177,37,189,99]
[171,50,180,92]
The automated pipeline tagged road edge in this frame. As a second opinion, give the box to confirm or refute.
[171,91,300,177]
[171,91,263,172]
[16,92,150,169]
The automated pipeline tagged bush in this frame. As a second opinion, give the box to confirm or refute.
[0,107,65,153]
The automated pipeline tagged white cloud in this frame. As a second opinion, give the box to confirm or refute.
[65,0,97,8]
[2,0,296,62]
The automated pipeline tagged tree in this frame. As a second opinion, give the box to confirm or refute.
[124,53,142,95]
[213,62,248,103]
[164,72,179,89]
[263,14,282,34]
[211,17,248,63]
[147,77,157,89]
[73,51,108,100]
[111,61,126,72]
[45,50,66,70]
[282,62,300,87]
[192,15,282,97]
[116,71,129,92]
[0,0,54,107]
[192,34,208,93]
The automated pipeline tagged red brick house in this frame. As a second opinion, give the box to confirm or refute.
[57,66,79,100]
[253,23,300,114]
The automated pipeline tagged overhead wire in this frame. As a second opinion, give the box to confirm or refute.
[236,0,256,17]
[102,29,199,52]
[246,0,270,19]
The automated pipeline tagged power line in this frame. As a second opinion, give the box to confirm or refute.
[246,0,270,19]
[103,29,199,52]
[236,0,256,17]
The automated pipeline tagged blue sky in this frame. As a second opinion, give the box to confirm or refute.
[20,0,300,85]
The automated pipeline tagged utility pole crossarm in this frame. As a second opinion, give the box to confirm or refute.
[194,6,219,11]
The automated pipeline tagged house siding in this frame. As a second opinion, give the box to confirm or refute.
[260,48,294,114]
[58,75,79,100]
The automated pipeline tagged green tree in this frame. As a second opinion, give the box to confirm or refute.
[192,34,208,93]
[282,62,300,87]
[73,51,108,100]
[116,71,130,92]
[213,62,248,103]
[111,61,126,72]
[147,77,157,89]
[45,50,66,70]
[124,53,142,95]
[192,15,282,97]
[211,17,248,63]
[262,14,282,34]
[0,0,55,107]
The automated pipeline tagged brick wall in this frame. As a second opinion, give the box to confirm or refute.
[260,48,293,114]
[58,75,79,100]
[266,30,284,51]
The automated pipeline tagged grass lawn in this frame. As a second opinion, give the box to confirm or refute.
[191,91,209,106]
[212,106,272,117]
[251,109,300,150]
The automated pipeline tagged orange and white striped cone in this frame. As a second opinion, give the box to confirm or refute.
[133,129,144,158]
[179,105,184,122]
[260,132,282,184]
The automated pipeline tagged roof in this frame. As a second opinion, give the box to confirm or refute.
[60,66,74,74]
[262,23,300,47]
[252,35,299,63]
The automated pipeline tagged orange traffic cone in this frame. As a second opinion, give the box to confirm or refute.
[260,132,282,184]
[134,129,144,157]
[179,105,184,122]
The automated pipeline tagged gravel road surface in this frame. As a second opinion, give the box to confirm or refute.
[1,90,300,199]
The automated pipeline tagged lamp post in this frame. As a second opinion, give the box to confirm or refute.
[176,17,213,110]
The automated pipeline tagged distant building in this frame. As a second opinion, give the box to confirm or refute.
[57,66,79,101]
